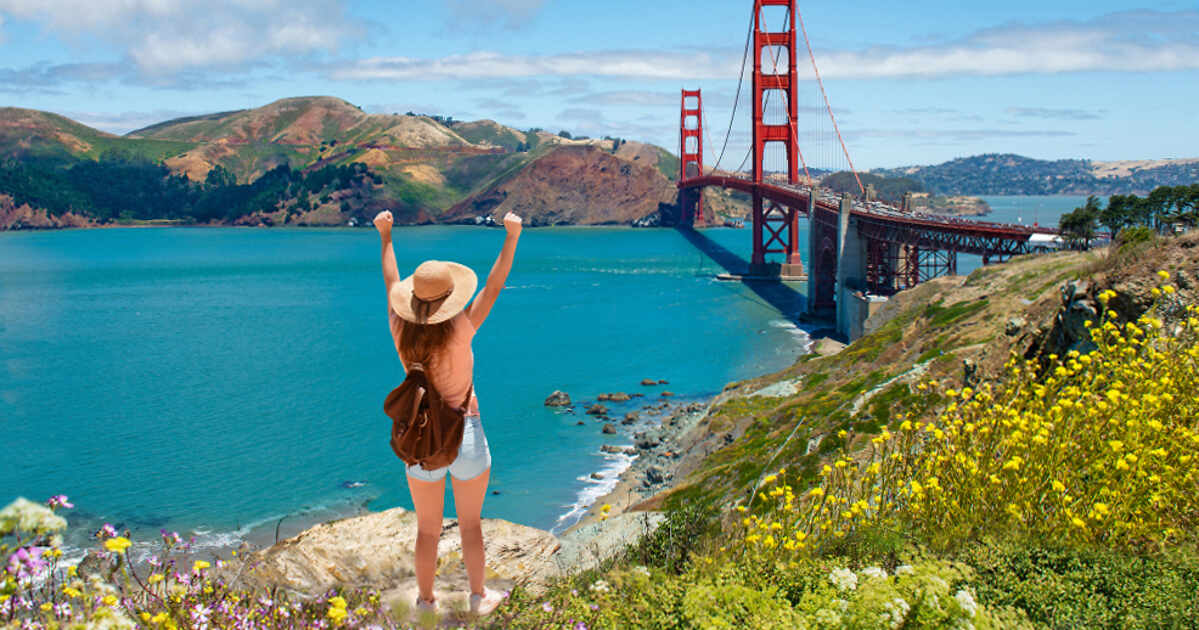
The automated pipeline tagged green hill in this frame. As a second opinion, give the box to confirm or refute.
[0,97,693,229]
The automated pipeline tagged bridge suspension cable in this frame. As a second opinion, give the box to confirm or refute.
[795,4,863,195]
[708,5,754,175]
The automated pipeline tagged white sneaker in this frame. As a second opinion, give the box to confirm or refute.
[468,587,505,615]
[414,596,437,615]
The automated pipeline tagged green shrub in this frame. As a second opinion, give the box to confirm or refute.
[621,503,720,574]
[960,542,1199,629]
[682,582,801,629]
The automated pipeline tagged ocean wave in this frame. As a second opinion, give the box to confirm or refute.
[549,448,638,535]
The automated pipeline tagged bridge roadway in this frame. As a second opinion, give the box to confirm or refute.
[679,174,1063,339]
[679,174,1059,258]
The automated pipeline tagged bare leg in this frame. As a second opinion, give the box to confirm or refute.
[406,475,446,604]
[451,468,491,596]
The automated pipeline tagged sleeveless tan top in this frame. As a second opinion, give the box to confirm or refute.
[388,309,480,416]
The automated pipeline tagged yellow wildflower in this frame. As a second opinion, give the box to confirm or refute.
[104,537,132,553]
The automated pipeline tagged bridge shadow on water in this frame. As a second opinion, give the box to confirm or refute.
[674,225,818,329]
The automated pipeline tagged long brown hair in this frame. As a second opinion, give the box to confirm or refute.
[398,319,455,365]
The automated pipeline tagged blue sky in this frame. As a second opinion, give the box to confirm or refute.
[0,0,1196,169]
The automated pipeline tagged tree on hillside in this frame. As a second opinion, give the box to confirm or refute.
[557,130,573,139]
[1100,194,1137,238]
[205,165,236,189]
[1059,195,1102,249]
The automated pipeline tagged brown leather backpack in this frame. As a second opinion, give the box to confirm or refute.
[384,363,472,470]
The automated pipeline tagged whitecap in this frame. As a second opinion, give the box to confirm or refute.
[549,448,638,535]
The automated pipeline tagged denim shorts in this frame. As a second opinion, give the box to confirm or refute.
[405,415,491,482]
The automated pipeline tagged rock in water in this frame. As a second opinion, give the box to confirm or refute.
[621,412,638,425]
[601,423,617,434]
[640,378,658,386]
[597,392,631,402]
[544,390,571,406]
[586,403,609,416]
[657,379,669,385]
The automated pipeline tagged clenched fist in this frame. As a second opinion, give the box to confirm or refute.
[503,212,522,237]
[373,210,393,236]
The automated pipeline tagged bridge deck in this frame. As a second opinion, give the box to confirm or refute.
[679,175,1058,240]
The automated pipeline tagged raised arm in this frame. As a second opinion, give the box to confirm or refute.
[467,212,522,329]
[374,211,400,294]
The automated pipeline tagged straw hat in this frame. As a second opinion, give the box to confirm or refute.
[389,260,478,325]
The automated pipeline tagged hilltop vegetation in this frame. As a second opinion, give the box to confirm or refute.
[874,153,1199,196]
[1058,185,1199,246]
[0,97,712,229]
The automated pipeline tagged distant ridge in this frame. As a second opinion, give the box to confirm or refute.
[126,110,248,138]
[873,153,1199,196]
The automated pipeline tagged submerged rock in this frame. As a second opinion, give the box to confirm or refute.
[601,423,617,434]
[621,412,638,425]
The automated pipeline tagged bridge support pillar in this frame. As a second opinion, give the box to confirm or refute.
[679,89,705,226]
[835,193,870,339]
[808,188,836,315]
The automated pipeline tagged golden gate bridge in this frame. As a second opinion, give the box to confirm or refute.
[675,0,1059,338]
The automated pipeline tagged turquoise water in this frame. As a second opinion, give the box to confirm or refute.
[0,225,812,556]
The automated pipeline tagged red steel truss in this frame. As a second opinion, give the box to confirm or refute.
[679,89,704,226]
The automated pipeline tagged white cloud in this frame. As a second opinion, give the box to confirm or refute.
[329,9,1198,83]
[812,10,1199,79]
[1005,107,1105,121]
[0,0,357,72]
[330,50,738,81]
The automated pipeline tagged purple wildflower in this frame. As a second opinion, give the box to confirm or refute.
[575,623,589,630]
[96,523,117,539]
[541,601,553,613]
[46,495,73,509]
[54,602,71,618]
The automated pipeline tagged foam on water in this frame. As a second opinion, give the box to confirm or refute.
[550,448,638,535]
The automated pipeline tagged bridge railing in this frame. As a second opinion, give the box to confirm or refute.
[680,174,1060,236]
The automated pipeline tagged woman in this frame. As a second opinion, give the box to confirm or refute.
[373,208,522,616]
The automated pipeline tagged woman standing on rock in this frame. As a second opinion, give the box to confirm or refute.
[374,209,521,616]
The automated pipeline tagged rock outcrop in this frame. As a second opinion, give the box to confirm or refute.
[230,506,668,609]
[235,508,560,608]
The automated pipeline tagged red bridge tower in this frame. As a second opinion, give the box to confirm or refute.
[679,89,705,226]
[751,0,802,276]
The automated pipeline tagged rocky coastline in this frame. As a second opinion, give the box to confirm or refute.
[224,377,744,602]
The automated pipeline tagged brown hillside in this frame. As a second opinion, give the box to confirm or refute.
[445,145,677,226]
